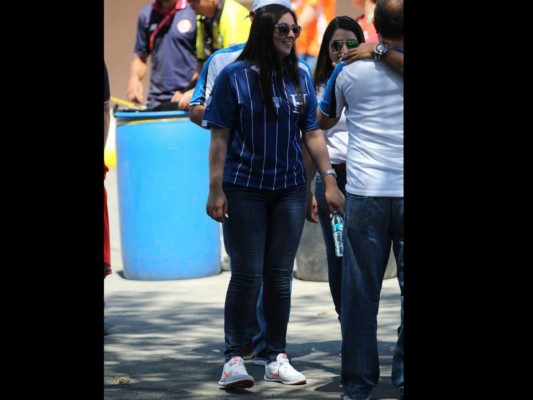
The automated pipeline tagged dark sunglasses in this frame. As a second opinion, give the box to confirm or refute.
[274,23,302,38]
[330,40,359,52]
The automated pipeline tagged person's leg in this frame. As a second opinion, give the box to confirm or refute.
[104,175,111,336]
[223,214,270,364]
[244,281,262,359]
[252,282,266,348]
[252,272,295,366]
[223,221,258,359]
[315,170,346,320]
[262,184,307,360]
[222,184,268,361]
[261,184,307,385]
[340,195,392,400]
[390,197,404,393]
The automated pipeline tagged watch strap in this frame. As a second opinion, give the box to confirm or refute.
[321,168,337,179]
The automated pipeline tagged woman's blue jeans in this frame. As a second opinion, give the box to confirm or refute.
[222,182,307,362]
[314,170,347,320]
[341,193,404,400]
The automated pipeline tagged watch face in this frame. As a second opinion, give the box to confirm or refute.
[376,43,388,54]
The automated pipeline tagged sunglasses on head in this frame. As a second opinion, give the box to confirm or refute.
[330,40,359,52]
[274,23,302,38]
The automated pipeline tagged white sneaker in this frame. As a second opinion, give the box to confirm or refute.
[264,353,306,385]
[218,357,254,389]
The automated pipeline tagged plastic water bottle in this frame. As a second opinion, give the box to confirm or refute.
[331,210,344,257]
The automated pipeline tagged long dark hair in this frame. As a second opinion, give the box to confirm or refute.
[313,16,365,91]
[237,4,301,118]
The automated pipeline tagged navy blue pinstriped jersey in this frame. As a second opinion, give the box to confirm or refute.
[203,60,318,191]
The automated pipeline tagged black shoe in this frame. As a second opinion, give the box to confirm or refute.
[253,348,269,366]
[242,339,253,359]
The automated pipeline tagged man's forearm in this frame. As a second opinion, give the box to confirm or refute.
[129,56,147,81]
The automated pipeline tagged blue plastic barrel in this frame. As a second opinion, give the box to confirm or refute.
[114,110,221,280]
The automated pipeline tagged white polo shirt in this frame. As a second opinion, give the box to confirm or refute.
[319,60,404,197]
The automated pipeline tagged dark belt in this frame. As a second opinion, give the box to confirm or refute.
[332,163,346,175]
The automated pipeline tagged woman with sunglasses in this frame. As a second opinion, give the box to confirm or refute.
[305,16,365,333]
[203,3,345,390]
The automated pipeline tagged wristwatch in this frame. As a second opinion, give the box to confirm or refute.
[321,168,337,179]
[374,43,389,61]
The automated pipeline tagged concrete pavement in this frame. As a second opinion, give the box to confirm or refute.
[104,167,402,400]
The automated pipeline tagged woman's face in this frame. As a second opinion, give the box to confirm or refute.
[273,13,299,59]
[328,28,359,63]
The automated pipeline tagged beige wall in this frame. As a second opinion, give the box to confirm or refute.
[104,0,362,103]
[337,1,363,18]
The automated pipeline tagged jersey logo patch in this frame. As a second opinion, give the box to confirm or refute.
[289,93,307,107]
[177,19,192,33]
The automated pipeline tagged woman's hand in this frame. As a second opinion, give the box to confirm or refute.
[206,186,228,223]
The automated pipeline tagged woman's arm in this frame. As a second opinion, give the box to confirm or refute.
[303,129,345,215]
[206,127,230,222]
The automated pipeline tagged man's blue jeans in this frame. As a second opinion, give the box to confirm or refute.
[314,170,347,320]
[222,183,307,362]
[341,193,404,400]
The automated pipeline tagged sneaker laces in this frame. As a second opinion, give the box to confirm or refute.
[228,357,247,375]
[275,353,299,375]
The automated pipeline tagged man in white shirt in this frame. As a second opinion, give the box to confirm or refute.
[317,1,404,399]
